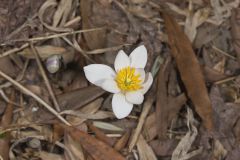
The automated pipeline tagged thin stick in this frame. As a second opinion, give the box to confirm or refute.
[13,27,104,42]
[62,36,95,63]
[0,43,29,58]
[128,96,155,152]
[212,45,236,60]
[0,69,71,126]
[214,75,237,85]
[30,42,61,112]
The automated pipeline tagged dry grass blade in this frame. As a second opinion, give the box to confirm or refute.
[128,96,155,151]
[62,124,125,160]
[30,43,61,112]
[0,69,70,126]
[162,12,213,131]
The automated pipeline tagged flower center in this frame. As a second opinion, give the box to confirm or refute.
[115,67,142,92]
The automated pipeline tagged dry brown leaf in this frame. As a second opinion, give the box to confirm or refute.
[231,8,240,65]
[52,0,72,27]
[57,86,105,111]
[0,57,16,79]
[0,94,14,160]
[114,131,131,151]
[136,134,158,160]
[66,98,104,125]
[80,0,107,50]
[39,151,64,160]
[166,2,210,42]
[18,45,73,60]
[162,12,213,131]
[142,113,157,141]
[172,108,202,160]
[88,123,115,146]
[209,0,239,25]
[213,139,228,159]
[156,57,187,139]
[93,121,123,132]
[64,134,86,160]
[149,139,178,156]
[38,0,71,32]
[62,124,125,160]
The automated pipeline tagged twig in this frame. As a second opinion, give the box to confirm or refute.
[0,90,21,107]
[12,27,104,42]
[62,36,95,63]
[128,96,155,152]
[212,45,236,60]
[214,75,238,85]
[0,43,29,58]
[0,69,71,126]
[30,42,61,112]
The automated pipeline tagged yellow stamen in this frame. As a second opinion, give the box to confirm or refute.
[115,67,142,92]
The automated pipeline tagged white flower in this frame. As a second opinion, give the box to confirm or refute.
[83,45,153,119]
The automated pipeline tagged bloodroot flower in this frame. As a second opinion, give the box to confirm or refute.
[83,45,153,119]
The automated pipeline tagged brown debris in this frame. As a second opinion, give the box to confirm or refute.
[0,0,240,159]
[0,93,14,160]
[63,124,125,160]
[156,57,187,139]
[162,12,214,131]
[231,8,240,65]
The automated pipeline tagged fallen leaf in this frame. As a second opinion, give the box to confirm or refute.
[142,113,157,141]
[62,124,125,160]
[64,134,86,160]
[172,108,202,160]
[88,123,115,146]
[18,45,73,60]
[39,151,64,160]
[149,139,178,156]
[136,134,158,160]
[162,12,213,131]
[0,93,14,160]
[114,131,131,151]
[93,121,123,132]
[231,8,240,65]
[156,57,187,139]
[80,0,107,50]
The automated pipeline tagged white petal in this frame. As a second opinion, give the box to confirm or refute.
[84,64,116,86]
[126,91,144,104]
[140,73,153,94]
[130,45,147,68]
[135,68,145,83]
[101,79,120,93]
[114,50,130,71]
[112,93,133,119]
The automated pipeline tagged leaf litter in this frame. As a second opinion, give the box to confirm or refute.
[0,0,240,159]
